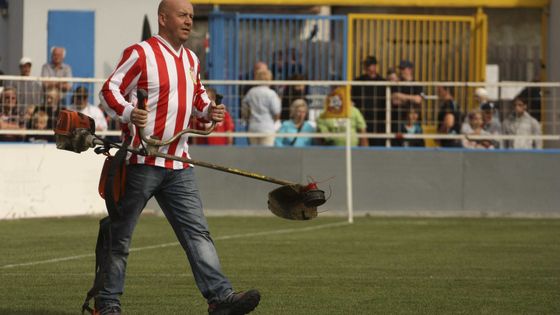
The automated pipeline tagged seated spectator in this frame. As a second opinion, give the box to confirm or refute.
[395,106,424,147]
[386,67,399,82]
[502,96,542,149]
[481,103,502,148]
[316,103,368,147]
[275,99,315,147]
[241,68,281,146]
[281,74,308,121]
[462,110,495,149]
[41,87,61,129]
[437,112,462,148]
[191,88,234,145]
[463,88,499,133]
[0,87,24,141]
[27,110,54,143]
[69,86,108,132]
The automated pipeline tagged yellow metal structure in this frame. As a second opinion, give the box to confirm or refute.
[348,13,488,83]
[347,12,488,128]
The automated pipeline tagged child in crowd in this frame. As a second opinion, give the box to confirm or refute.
[462,110,494,149]
[27,110,54,143]
[396,106,424,147]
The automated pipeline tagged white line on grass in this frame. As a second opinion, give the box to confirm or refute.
[0,221,349,269]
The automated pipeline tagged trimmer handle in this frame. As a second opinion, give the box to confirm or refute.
[215,94,223,105]
[137,89,148,110]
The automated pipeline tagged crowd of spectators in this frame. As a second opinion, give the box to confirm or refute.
[0,50,546,150]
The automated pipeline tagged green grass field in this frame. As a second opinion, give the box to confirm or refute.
[0,215,559,315]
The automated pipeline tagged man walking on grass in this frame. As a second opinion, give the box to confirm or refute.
[96,0,260,314]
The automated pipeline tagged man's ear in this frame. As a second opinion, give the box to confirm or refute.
[158,13,166,27]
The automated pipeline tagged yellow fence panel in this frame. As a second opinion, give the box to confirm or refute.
[348,12,488,125]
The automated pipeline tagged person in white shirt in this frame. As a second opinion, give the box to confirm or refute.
[70,86,108,131]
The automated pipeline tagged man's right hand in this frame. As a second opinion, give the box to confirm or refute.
[131,107,149,128]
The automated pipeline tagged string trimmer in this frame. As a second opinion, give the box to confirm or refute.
[53,90,326,220]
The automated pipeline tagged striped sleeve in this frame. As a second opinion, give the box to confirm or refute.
[190,52,211,122]
[100,45,144,123]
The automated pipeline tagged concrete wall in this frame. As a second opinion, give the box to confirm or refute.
[188,147,560,217]
[4,144,556,219]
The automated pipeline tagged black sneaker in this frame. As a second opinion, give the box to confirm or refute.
[208,289,261,315]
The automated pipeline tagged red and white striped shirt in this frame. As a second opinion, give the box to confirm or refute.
[100,35,211,169]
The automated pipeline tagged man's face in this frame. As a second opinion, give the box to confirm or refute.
[514,100,526,115]
[20,63,31,76]
[51,48,64,65]
[482,110,492,124]
[365,64,377,77]
[160,0,194,46]
[400,67,413,81]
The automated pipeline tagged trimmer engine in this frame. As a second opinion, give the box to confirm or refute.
[54,110,96,153]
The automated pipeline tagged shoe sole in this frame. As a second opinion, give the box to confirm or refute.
[230,289,261,315]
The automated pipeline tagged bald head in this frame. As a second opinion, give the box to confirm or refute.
[157,0,194,50]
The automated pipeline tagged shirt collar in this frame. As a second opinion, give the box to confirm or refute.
[154,35,183,56]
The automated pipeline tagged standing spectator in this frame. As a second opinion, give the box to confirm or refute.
[271,48,303,80]
[275,99,315,147]
[192,88,234,145]
[281,74,308,121]
[391,60,423,140]
[437,86,461,132]
[41,46,73,101]
[97,0,261,314]
[0,87,24,141]
[517,77,542,122]
[437,112,462,148]
[316,104,368,147]
[70,86,108,132]
[462,110,494,149]
[241,61,269,97]
[8,57,42,107]
[351,56,386,146]
[241,68,281,146]
[395,106,425,147]
[503,96,542,149]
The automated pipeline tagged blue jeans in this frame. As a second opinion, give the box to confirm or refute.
[96,164,233,307]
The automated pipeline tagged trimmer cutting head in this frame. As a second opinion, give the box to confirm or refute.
[268,182,326,220]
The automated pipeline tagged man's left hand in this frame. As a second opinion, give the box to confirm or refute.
[209,102,226,122]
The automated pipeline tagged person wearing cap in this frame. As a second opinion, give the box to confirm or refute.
[13,57,41,110]
[390,60,423,144]
[351,56,386,146]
